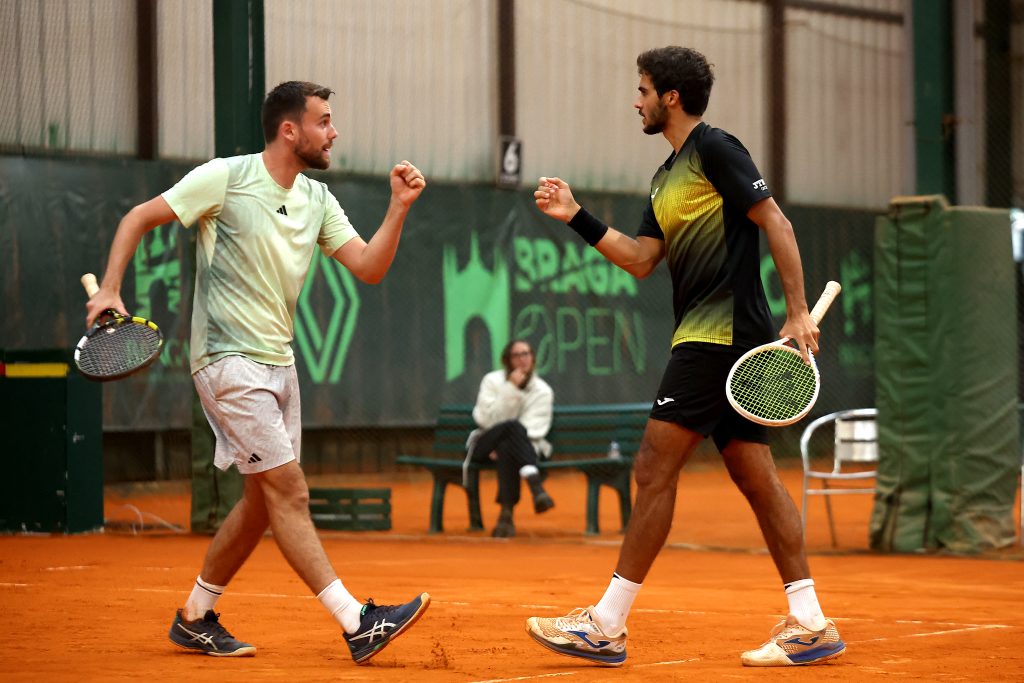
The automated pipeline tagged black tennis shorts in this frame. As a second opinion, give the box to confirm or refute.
[649,341,769,452]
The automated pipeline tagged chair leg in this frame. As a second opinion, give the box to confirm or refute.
[585,476,601,536]
[822,482,838,547]
[429,476,447,534]
[466,469,484,531]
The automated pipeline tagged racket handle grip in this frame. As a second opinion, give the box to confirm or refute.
[81,273,100,297]
[809,280,841,324]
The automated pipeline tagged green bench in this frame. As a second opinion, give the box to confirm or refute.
[309,488,392,531]
[395,403,649,535]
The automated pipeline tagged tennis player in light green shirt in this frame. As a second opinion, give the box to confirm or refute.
[162,152,359,373]
[85,81,431,665]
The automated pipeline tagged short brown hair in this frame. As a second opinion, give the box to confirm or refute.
[261,81,334,143]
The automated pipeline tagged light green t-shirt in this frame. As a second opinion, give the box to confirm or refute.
[162,153,359,373]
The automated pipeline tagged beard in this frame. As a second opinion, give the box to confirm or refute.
[642,101,668,135]
[295,135,330,170]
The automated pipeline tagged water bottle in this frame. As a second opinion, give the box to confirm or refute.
[607,440,621,460]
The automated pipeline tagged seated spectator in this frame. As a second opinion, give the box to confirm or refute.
[464,339,555,537]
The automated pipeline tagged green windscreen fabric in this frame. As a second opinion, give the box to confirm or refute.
[871,195,1019,553]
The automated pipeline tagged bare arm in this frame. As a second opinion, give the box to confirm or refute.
[534,176,664,278]
[748,197,818,361]
[332,161,425,284]
[85,196,180,326]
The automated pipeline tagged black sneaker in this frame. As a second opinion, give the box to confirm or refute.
[492,518,516,537]
[344,593,431,663]
[533,490,555,514]
[527,474,555,514]
[169,609,256,657]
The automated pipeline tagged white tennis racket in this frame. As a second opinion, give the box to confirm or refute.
[725,281,842,426]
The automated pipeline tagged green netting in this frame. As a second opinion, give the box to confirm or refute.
[871,195,1019,553]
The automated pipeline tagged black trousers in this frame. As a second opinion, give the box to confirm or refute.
[470,420,539,507]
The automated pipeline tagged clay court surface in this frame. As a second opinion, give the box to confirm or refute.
[2,464,1022,681]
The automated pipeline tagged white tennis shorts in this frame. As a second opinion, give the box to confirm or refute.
[192,355,302,475]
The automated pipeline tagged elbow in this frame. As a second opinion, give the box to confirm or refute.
[349,266,386,285]
[359,272,385,285]
[623,262,655,280]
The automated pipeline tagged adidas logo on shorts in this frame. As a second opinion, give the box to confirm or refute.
[248,453,262,464]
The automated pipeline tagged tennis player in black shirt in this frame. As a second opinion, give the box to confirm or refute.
[525,46,845,668]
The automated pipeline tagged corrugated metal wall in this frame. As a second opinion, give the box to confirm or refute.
[157,0,215,161]
[784,0,907,207]
[264,0,497,183]
[0,0,137,154]
[515,0,767,195]
[2,0,1020,210]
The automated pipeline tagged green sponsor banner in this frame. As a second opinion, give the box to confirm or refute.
[1,156,878,429]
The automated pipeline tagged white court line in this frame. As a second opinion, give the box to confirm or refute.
[471,673,580,683]
[851,623,1011,643]
[0,582,30,587]
[470,658,700,683]
[44,565,93,571]
[633,658,701,668]
[134,587,309,600]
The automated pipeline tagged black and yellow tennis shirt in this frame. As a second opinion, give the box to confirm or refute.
[638,121,775,351]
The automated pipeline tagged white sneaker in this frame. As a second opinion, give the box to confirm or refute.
[525,606,627,666]
[741,614,846,666]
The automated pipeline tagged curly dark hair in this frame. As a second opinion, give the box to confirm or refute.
[261,81,334,143]
[636,46,715,116]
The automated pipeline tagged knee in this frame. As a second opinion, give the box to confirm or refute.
[258,464,310,511]
[495,420,527,439]
[727,463,780,500]
[632,446,674,494]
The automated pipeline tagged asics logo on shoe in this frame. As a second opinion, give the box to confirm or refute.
[176,624,218,649]
[350,620,397,644]
[784,635,819,647]
[568,631,610,649]
[656,397,675,406]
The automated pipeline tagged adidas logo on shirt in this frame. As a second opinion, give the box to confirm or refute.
[276,205,288,216]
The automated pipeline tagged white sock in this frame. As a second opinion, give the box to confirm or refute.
[317,578,364,634]
[519,464,539,479]
[785,578,827,631]
[184,575,225,621]
[592,573,641,635]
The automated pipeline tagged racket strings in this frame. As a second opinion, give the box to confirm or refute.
[77,319,163,378]
[729,348,817,422]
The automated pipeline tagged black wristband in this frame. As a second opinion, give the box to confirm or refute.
[567,207,609,247]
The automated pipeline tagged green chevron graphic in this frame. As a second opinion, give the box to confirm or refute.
[294,253,360,383]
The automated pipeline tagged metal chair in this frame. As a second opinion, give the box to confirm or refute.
[800,408,878,546]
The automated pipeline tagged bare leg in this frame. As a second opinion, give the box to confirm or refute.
[253,460,337,594]
[614,419,703,582]
[196,475,270,587]
[721,440,810,582]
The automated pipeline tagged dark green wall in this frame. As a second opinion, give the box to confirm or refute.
[1,156,878,433]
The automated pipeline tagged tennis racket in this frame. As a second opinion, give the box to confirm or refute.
[725,281,842,427]
[75,273,164,381]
